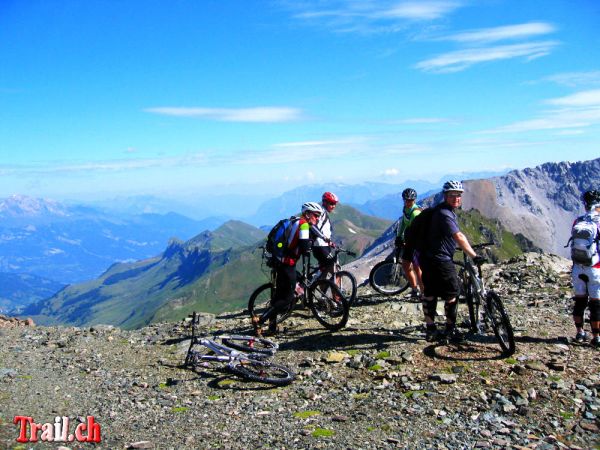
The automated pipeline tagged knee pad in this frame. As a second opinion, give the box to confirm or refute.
[589,299,600,322]
[573,297,589,319]
[444,300,458,322]
[422,298,438,318]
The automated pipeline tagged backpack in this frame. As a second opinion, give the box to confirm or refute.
[264,216,299,266]
[567,215,600,266]
[404,206,436,252]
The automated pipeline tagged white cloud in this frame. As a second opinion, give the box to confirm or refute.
[382,168,399,176]
[482,105,600,134]
[545,89,600,107]
[442,22,555,43]
[542,71,600,87]
[415,41,558,73]
[144,106,303,123]
[290,1,463,33]
[378,1,462,20]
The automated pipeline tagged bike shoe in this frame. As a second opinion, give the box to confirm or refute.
[425,326,440,342]
[591,336,600,348]
[446,328,465,344]
[575,331,589,343]
[410,288,421,299]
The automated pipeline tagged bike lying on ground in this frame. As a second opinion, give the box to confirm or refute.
[309,246,358,306]
[454,243,516,356]
[368,246,410,296]
[184,311,295,386]
[249,253,350,331]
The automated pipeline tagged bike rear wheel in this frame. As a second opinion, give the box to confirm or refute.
[335,270,358,306]
[247,283,294,325]
[308,279,349,331]
[228,360,295,386]
[369,260,410,295]
[220,335,278,355]
[485,291,516,356]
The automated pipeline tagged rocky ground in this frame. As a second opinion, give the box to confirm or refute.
[1,253,599,450]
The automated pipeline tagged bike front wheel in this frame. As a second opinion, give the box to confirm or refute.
[308,279,349,331]
[228,360,295,386]
[369,260,410,295]
[335,270,358,306]
[485,291,516,356]
[247,283,294,325]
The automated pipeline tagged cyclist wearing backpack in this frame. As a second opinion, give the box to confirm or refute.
[253,202,324,336]
[419,181,484,342]
[570,190,600,347]
[395,188,424,299]
[312,192,339,277]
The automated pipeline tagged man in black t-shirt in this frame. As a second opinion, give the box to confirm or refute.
[419,181,483,342]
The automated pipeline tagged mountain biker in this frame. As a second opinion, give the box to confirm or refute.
[419,181,483,342]
[395,188,424,299]
[571,189,600,347]
[252,202,324,337]
[312,192,339,277]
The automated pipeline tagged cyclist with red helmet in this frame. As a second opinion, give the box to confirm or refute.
[312,192,339,277]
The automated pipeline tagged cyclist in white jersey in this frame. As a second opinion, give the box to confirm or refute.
[312,192,339,277]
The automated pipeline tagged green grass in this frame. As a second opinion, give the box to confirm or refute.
[312,428,335,438]
[294,410,321,419]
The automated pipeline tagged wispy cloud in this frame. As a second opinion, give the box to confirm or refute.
[545,89,600,107]
[441,22,555,43]
[482,90,600,134]
[416,21,558,73]
[542,71,600,87]
[289,1,463,33]
[382,168,399,176]
[144,106,303,123]
[415,41,558,73]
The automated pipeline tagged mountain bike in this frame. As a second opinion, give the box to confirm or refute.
[455,243,516,356]
[368,246,410,296]
[184,312,295,386]
[248,254,350,331]
[310,246,358,306]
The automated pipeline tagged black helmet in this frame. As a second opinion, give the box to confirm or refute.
[583,190,600,209]
[402,188,417,200]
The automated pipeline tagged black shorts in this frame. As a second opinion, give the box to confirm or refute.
[421,259,460,300]
[401,245,420,267]
[312,246,335,270]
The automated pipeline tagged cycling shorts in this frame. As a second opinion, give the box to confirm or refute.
[421,259,460,300]
[313,246,335,270]
[401,245,420,267]
[572,264,600,299]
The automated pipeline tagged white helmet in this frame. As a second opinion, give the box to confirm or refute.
[442,180,464,192]
[301,201,324,215]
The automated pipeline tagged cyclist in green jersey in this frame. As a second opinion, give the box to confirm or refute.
[395,188,424,298]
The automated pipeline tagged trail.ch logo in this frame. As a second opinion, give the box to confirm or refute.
[13,416,101,443]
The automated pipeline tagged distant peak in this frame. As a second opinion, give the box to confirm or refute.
[0,195,69,217]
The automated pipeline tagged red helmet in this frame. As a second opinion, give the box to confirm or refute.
[322,192,339,205]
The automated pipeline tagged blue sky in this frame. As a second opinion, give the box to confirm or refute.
[1,0,599,204]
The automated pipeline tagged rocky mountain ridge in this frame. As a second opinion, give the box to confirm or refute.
[1,253,599,449]
[462,157,600,258]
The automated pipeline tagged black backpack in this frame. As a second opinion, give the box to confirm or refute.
[404,206,437,252]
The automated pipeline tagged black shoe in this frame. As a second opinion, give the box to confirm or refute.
[591,336,600,348]
[425,326,440,342]
[447,328,465,344]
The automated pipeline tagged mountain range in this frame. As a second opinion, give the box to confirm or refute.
[23,205,390,329]
[6,157,598,326]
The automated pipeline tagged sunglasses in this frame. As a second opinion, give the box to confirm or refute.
[446,193,462,198]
